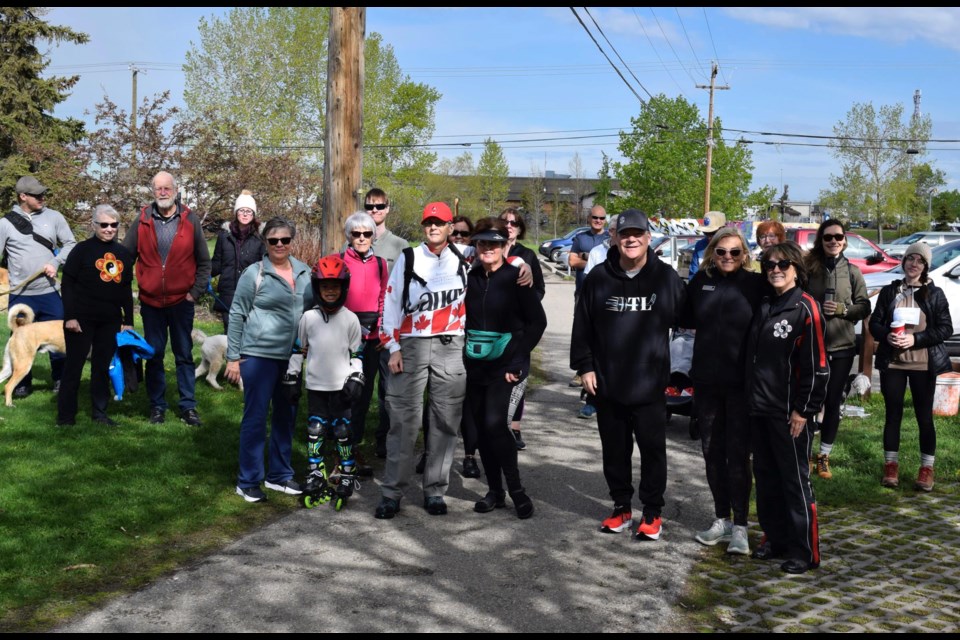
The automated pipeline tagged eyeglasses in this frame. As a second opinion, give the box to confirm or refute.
[153,187,175,194]
[822,233,845,242]
[714,248,742,258]
[762,259,793,272]
[267,237,293,246]
[28,193,46,200]
[364,203,388,211]
[501,219,521,227]
[236,208,254,216]
[351,230,374,239]
[450,230,470,238]
[758,234,779,241]
[904,254,927,265]
[97,222,120,229]
[591,216,606,221]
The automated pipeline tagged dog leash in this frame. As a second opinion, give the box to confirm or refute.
[0,268,50,311]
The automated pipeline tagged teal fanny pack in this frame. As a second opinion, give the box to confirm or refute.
[465,329,512,361]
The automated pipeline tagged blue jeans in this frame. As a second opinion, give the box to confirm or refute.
[10,291,65,386]
[236,356,297,488]
[140,299,196,412]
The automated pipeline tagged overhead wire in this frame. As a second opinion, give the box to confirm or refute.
[632,7,687,97]
[649,8,699,85]
[701,7,729,86]
[568,7,647,105]
[581,6,654,100]
[674,7,710,80]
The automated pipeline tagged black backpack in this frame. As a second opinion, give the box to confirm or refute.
[400,243,470,315]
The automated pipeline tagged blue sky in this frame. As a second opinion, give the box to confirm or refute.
[43,7,960,204]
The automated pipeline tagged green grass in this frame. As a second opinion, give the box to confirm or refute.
[0,311,377,631]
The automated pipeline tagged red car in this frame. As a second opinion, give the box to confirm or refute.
[785,228,900,274]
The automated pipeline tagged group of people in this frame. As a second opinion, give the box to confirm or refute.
[570,207,951,576]
[4,173,952,573]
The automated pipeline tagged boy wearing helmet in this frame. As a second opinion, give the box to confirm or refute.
[286,254,365,509]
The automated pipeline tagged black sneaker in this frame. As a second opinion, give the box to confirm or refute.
[236,485,267,503]
[149,407,166,424]
[93,416,119,427]
[462,455,481,478]
[265,479,303,495]
[52,380,61,394]
[375,496,400,519]
[424,496,448,516]
[56,419,76,428]
[180,408,202,426]
[13,384,32,399]
[512,429,526,451]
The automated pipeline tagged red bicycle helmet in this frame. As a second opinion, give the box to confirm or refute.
[311,254,351,312]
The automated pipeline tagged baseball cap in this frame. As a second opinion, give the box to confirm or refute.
[15,176,48,196]
[471,228,509,243]
[422,202,453,223]
[616,209,649,234]
[699,211,727,233]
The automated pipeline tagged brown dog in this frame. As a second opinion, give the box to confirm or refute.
[0,303,67,406]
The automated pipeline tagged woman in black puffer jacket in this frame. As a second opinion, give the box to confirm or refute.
[211,190,266,332]
[869,242,953,493]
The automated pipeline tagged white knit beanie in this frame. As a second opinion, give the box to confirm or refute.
[234,190,257,214]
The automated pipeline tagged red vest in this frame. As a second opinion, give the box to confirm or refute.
[134,205,199,307]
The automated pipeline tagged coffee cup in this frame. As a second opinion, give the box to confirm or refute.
[890,321,906,335]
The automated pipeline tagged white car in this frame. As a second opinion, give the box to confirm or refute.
[879,231,960,257]
[862,239,960,354]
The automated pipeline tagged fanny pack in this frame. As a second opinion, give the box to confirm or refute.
[465,329,511,361]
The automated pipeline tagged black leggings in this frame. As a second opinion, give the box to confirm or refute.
[819,353,854,447]
[57,317,120,422]
[695,386,752,526]
[880,369,937,456]
[466,377,523,494]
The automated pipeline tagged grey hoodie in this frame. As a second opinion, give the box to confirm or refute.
[0,205,77,295]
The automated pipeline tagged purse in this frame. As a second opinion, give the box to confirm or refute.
[465,329,512,361]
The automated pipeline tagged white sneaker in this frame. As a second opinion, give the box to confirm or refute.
[694,518,732,546]
[726,524,750,555]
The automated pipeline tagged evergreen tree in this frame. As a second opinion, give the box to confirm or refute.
[475,138,509,216]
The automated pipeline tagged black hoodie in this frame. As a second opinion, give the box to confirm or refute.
[570,245,686,405]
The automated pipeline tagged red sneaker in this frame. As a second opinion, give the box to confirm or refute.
[634,513,663,541]
[599,505,633,533]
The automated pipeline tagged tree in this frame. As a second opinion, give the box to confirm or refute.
[826,101,932,244]
[520,164,546,244]
[475,138,509,216]
[614,94,754,218]
[0,7,89,206]
[183,8,441,186]
[593,153,614,210]
[744,185,777,219]
[568,153,588,224]
[932,189,960,228]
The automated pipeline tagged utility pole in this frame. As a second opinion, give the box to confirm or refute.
[696,62,729,215]
[130,64,141,168]
[322,8,365,254]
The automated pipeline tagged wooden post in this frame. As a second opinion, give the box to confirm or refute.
[322,7,365,254]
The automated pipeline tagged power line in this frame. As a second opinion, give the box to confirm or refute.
[581,7,653,100]
[675,7,709,80]
[568,7,646,105]
[650,8,699,85]
[632,7,686,96]
[701,8,729,86]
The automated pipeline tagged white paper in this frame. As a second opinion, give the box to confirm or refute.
[893,307,922,326]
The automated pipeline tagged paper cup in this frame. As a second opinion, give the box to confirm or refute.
[891,321,906,335]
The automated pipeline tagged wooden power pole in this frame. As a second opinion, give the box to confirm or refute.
[696,62,729,215]
[322,7,365,254]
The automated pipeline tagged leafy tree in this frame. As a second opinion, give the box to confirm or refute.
[932,189,960,228]
[613,94,754,218]
[745,185,778,219]
[0,7,89,206]
[826,101,932,243]
[520,165,547,243]
[475,138,509,216]
[568,153,588,223]
[593,153,614,210]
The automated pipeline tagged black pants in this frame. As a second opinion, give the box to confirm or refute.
[57,317,120,422]
[751,414,820,566]
[595,396,667,517]
[695,385,752,526]
[820,353,855,447]
[467,377,522,494]
[350,339,380,446]
[880,369,937,456]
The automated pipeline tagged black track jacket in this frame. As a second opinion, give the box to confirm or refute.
[571,245,686,405]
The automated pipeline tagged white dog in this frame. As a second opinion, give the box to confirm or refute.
[192,329,241,391]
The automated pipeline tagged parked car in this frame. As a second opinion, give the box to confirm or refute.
[880,231,960,257]
[538,226,590,263]
[654,234,701,273]
[785,227,900,274]
[861,239,960,355]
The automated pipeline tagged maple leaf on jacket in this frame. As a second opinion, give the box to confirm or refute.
[414,315,431,331]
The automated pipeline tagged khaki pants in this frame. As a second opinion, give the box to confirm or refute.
[381,335,466,502]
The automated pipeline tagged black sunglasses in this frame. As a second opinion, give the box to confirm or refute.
[591,216,606,221]
[501,219,521,227]
[267,237,293,246]
[714,248,742,258]
[450,230,470,237]
[97,221,120,229]
[762,259,793,272]
[822,233,845,243]
[364,203,388,211]
[351,230,374,239]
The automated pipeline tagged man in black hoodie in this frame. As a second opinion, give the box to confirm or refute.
[571,209,686,541]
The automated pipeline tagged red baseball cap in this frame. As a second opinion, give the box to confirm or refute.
[422,202,453,223]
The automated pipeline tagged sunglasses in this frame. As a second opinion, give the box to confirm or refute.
[351,230,374,239]
[450,230,470,237]
[28,193,46,199]
[422,220,448,228]
[762,259,793,272]
[267,237,293,246]
[714,248,742,258]
[364,203,388,211]
[591,216,606,221]
[97,221,120,229]
[822,233,845,242]
[501,219,521,227]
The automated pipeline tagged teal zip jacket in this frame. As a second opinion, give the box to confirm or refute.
[227,257,314,361]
